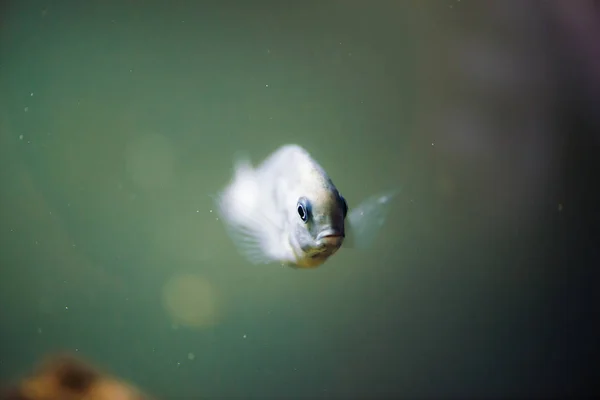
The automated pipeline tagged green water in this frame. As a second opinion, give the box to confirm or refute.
[0,1,585,398]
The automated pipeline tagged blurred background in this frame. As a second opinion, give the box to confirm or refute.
[1,0,598,398]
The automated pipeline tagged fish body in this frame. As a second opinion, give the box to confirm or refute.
[217,144,396,268]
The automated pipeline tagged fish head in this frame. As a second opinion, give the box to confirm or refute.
[288,185,349,268]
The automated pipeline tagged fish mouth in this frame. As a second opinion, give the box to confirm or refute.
[316,230,345,248]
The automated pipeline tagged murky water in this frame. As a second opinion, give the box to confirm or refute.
[1,1,597,398]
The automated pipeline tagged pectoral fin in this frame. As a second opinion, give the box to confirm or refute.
[344,189,399,250]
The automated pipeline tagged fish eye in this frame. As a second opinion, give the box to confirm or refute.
[297,198,309,223]
[340,195,348,218]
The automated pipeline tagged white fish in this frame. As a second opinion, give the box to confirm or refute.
[216,144,397,269]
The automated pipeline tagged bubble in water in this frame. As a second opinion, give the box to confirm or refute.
[162,273,222,329]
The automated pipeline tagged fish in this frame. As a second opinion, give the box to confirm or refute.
[216,144,397,269]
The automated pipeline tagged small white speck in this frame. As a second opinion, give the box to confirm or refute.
[242,334,247,339]
[65,306,69,310]
[24,107,28,112]
[378,195,392,204]
[177,362,181,367]
[196,210,199,213]
[129,69,133,73]
[431,142,435,146]
[265,84,269,88]
[209,209,213,213]
[75,348,78,352]
[30,92,34,97]
[19,134,23,140]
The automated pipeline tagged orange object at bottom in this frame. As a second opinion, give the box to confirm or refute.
[0,353,153,400]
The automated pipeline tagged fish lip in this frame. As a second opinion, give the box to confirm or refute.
[316,230,345,247]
